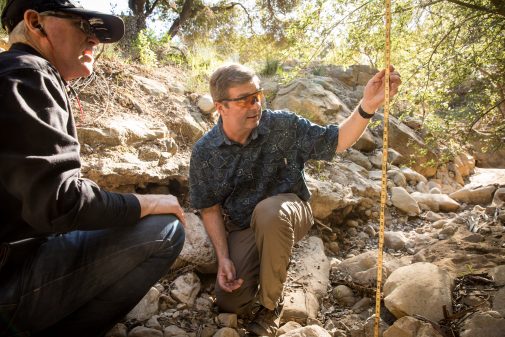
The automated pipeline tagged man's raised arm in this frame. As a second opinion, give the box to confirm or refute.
[336,66,401,152]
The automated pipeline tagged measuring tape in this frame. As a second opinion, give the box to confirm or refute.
[374,0,392,336]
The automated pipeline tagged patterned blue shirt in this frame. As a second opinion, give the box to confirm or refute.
[189,109,339,230]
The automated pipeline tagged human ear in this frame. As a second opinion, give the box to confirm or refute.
[24,10,46,37]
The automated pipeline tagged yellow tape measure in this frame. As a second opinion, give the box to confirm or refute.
[374,0,392,335]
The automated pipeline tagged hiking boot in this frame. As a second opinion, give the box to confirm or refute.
[245,306,279,337]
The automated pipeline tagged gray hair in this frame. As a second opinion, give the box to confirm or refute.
[8,20,28,45]
[209,63,260,102]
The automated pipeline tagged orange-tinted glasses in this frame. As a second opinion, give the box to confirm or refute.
[219,89,264,108]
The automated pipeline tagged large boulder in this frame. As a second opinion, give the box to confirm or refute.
[174,213,216,272]
[272,77,351,125]
[281,236,330,323]
[410,192,460,212]
[449,185,497,205]
[374,114,438,177]
[383,262,453,322]
[306,175,357,220]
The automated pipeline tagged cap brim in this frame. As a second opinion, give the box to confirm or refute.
[59,8,124,43]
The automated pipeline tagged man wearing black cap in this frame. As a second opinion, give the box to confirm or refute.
[0,1,186,336]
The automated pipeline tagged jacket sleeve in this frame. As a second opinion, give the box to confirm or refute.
[0,68,140,233]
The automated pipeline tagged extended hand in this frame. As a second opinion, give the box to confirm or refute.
[135,194,186,226]
[361,65,402,113]
[217,258,244,292]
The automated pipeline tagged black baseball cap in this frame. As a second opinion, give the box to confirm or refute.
[1,0,125,43]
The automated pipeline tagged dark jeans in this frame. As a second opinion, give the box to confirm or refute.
[0,215,185,337]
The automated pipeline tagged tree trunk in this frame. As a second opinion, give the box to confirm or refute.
[168,0,197,38]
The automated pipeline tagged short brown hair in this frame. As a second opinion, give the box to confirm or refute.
[209,63,260,102]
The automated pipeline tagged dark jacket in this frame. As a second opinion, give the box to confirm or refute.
[0,43,140,243]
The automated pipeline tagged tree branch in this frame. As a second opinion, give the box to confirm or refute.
[444,0,505,17]
[210,2,254,33]
[145,0,162,17]
[468,97,505,132]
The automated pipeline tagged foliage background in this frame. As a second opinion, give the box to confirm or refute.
[1,0,504,156]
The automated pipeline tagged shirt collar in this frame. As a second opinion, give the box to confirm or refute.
[211,110,271,147]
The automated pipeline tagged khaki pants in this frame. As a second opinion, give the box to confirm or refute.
[215,193,313,313]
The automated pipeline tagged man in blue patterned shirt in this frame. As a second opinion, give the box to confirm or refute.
[189,64,401,335]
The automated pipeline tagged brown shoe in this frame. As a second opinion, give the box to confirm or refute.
[245,306,279,336]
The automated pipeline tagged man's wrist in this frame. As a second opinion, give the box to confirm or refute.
[358,103,375,119]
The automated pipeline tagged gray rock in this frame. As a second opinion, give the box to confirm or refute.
[133,75,168,96]
[277,322,303,336]
[126,287,160,321]
[391,187,421,216]
[450,185,496,205]
[282,325,332,337]
[129,326,163,337]
[174,213,216,272]
[460,311,505,337]
[105,323,128,337]
[492,188,505,207]
[384,231,408,250]
[383,316,443,337]
[170,272,201,307]
[213,327,240,337]
[164,325,190,337]
[216,313,237,328]
[492,287,505,317]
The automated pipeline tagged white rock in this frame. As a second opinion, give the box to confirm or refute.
[282,325,332,337]
[126,287,160,321]
[197,94,215,114]
[306,176,357,219]
[170,272,201,307]
[384,262,453,322]
[391,187,421,216]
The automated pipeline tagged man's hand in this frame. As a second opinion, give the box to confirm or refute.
[217,257,244,292]
[135,194,186,226]
[361,65,402,113]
